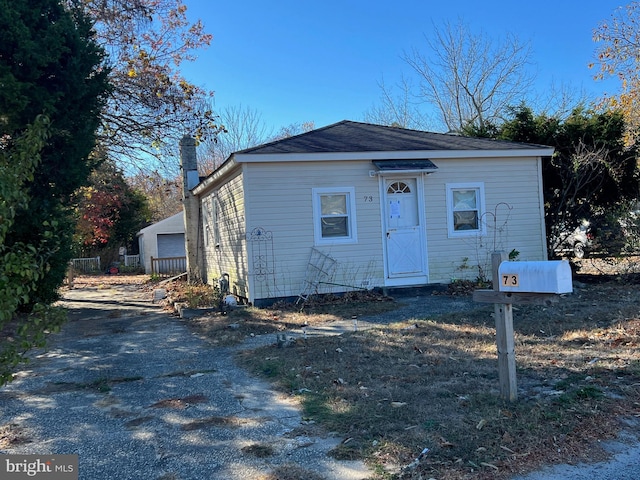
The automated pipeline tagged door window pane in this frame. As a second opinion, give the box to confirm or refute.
[387,181,411,194]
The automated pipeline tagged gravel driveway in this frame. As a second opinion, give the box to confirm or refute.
[0,285,370,480]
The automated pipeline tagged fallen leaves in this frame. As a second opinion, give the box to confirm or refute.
[438,436,456,448]
[235,277,640,480]
[0,423,27,449]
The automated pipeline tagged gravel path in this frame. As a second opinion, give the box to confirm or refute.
[0,285,370,480]
[233,287,480,350]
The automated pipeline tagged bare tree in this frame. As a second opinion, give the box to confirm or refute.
[127,171,183,222]
[364,76,434,130]
[531,80,590,120]
[198,104,275,175]
[272,121,316,141]
[403,20,534,133]
[547,141,613,252]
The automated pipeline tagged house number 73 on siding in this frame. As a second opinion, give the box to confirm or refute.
[502,274,519,287]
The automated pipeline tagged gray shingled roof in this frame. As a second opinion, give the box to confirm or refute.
[238,120,551,155]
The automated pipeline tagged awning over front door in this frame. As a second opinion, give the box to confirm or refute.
[372,159,438,174]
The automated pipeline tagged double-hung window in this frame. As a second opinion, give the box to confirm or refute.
[446,183,486,237]
[203,194,220,247]
[312,187,357,245]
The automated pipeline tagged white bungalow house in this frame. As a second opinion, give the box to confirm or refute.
[183,121,554,306]
[137,211,186,274]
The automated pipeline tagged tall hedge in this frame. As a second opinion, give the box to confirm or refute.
[0,0,110,383]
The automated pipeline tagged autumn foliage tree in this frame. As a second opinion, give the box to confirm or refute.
[592,2,640,147]
[78,0,224,171]
[74,159,150,259]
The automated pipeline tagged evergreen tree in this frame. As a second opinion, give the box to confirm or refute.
[1,0,110,382]
[0,0,110,307]
[494,105,639,255]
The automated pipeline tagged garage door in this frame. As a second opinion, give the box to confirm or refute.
[155,234,186,274]
[157,233,185,258]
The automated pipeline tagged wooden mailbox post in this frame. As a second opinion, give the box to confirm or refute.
[473,252,573,402]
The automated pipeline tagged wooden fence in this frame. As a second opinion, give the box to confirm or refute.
[151,256,186,277]
[70,256,101,273]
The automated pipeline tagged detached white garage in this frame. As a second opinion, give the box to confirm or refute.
[137,212,186,274]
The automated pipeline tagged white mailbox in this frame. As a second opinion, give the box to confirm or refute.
[498,260,572,294]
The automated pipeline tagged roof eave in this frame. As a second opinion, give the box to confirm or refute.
[192,156,241,195]
[234,148,555,163]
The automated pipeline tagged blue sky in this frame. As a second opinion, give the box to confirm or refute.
[182,0,625,132]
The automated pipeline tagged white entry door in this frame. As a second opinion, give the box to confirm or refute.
[383,177,428,284]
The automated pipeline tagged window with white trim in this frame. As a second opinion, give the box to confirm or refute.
[446,183,486,237]
[312,187,357,245]
[203,194,220,247]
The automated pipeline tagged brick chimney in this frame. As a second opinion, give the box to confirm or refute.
[180,136,202,283]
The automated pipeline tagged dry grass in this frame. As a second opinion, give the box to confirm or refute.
[175,288,398,346]
[234,275,640,480]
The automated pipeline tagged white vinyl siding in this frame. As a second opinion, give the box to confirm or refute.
[199,154,547,302]
[202,195,219,248]
[201,171,248,297]
[426,157,546,283]
[244,161,383,302]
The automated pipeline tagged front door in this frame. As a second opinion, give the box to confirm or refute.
[382,177,428,285]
